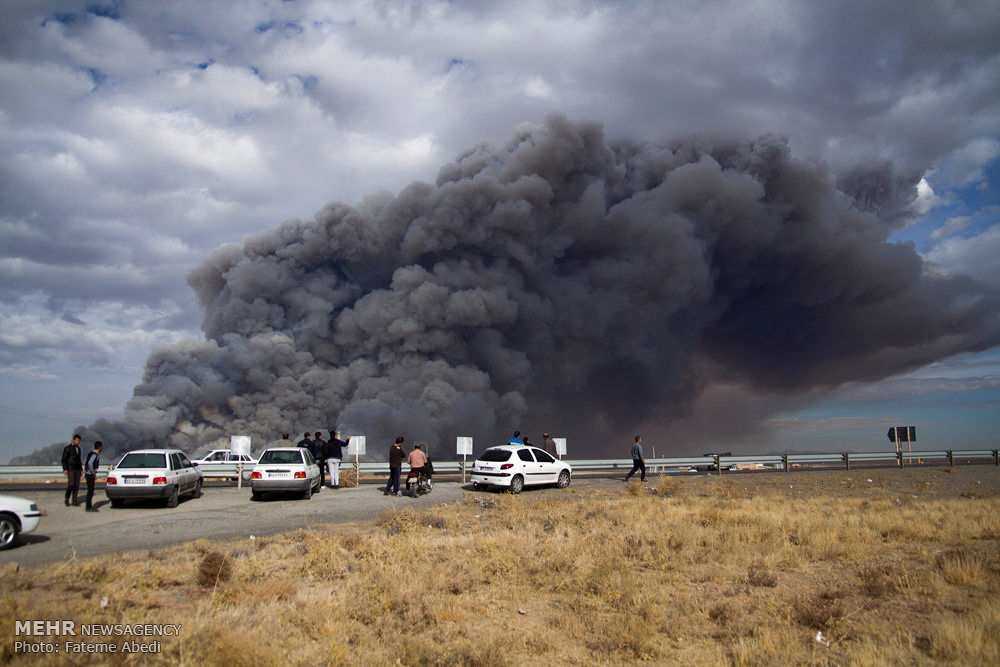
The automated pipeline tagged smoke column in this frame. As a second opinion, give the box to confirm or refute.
[61,115,1000,458]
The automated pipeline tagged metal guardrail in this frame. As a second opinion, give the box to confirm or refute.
[1,449,996,480]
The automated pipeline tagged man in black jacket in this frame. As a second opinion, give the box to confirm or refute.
[383,437,406,496]
[327,430,347,488]
[61,434,83,506]
[84,441,103,512]
[313,431,328,486]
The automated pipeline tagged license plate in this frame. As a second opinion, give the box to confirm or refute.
[478,466,492,472]
[124,478,145,485]
[268,473,290,479]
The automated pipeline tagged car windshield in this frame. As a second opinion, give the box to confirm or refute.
[259,450,304,465]
[478,449,512,462]
[118,453,166,469]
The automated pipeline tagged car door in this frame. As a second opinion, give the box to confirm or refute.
[178,452,197,490]
[516,448,544,486]
[531,448,560,483]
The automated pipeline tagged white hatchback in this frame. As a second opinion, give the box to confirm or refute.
[470,445,572,494]
[0,494,43,550]
[250,447,321,500]
[106,449,203,508]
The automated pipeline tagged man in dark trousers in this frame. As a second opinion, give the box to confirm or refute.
[84,441,103,512]
[625,435,646,482]
[327,430,347,488]
[383,437,406,496]
[313,431,328,486]
[61,434,84,506]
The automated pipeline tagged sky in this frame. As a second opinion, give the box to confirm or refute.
[0,0,998,462]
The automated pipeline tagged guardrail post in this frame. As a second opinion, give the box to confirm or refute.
[714,455,721,475]
[897,451,904,468]
[994,450,998,466]
[947,450,954,468]
[842,452,850,470]
[782,454,789,472]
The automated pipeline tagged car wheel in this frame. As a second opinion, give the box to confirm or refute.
[303,482,313,500]
[166,485,179,508]
[471,482,482,490]
[557,470,570,488]
[0,514,19,550]
[110,498,123,508]
[509,475,524,494]
[251,492,261,502]
[314,478,321,494]
[193,478,203,498]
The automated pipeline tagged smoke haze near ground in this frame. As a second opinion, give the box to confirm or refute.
[16,116,1000,461]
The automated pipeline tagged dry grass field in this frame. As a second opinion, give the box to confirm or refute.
[2,467,998,665]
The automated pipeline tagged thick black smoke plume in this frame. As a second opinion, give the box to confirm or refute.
[27,115,1000,460]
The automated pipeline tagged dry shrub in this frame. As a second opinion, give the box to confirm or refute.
[793,595,844,630]
[937,549,983,585]
[746,563,778,587]
[196,550,232,588]
[859,563,901,598]
[624,480,644,496]
[376,507,420,535]
[339,466,358,487]
[654,475,685,497]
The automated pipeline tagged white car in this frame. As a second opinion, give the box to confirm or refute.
[0,495,43,550]
[106,449,203,508]
[470,444,572,494]
[250,447,321,500]
[192,449,258,480]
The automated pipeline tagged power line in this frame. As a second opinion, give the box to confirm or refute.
[0,403,85,424]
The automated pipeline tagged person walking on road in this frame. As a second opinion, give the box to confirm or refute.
[625,435,646,482]
[61,434,84,506]
[327,430,347,488]
[383,437,406,496]
[313,431,328,487]
[84,441,103,512]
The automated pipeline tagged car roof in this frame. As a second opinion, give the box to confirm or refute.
[121,449,184,454]
[485,444,538,451]
[260,447,305,452]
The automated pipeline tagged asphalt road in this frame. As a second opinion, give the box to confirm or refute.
[0,480,476,566]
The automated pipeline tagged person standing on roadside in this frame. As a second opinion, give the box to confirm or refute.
[327,430,347,488]
[383,437,406,496]
[542,432,558,457]
[297,431,312,452]
[61,434,84,506]
[84,441,103,512]
[314,431,328,487]
[625,435,646,482]
[280,432,292,444]
[507,431,524,445]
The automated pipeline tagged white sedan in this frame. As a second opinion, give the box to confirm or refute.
[470,444,572,494]
[192,449,258,480]
[0,494,43,550]
[250,447,321,500]
[106,449,203,508]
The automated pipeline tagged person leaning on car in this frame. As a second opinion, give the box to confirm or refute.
[383,437,406,496]
[61,434,84,506]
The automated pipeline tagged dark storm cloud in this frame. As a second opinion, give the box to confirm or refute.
[60,116,998,458]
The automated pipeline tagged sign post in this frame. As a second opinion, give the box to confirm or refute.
[887,426,916,454]
[230,435,251,489]
[457,437,473,484]
[553,438,567,460]
[347,436,366,484]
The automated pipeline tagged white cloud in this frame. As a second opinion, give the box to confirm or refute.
[929,215,972,242]
[924,223,1000,288]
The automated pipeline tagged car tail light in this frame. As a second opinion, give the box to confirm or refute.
[251,471,262,479]
[500,463,514,470]
[294,471,307,478]
[106,477,117,485]
[153,477,167,485]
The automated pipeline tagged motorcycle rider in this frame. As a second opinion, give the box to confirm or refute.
[405,443,428,493]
